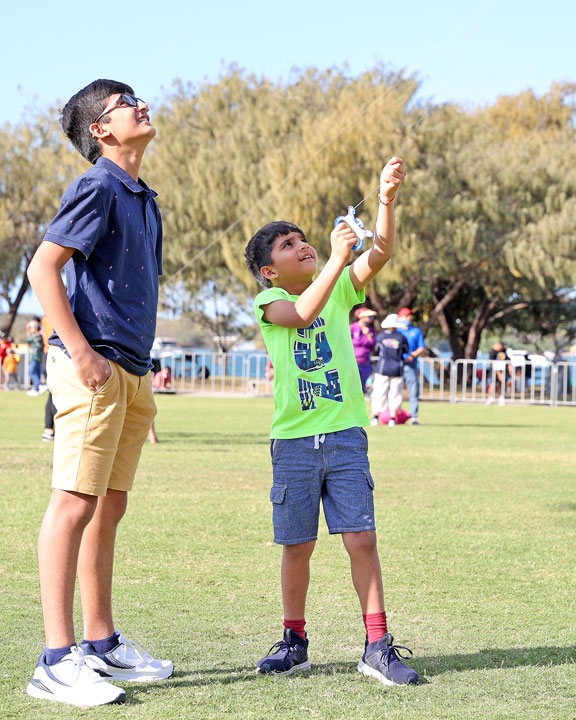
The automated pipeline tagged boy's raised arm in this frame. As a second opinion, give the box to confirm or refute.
[262,224,358,328]
[350,157,406,292]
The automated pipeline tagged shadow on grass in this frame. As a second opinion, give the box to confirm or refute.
[421,423,540,428]
[415,645,576,677]
[123,663,360,697]
[555,502,576,512]
[124,645,575,697]
[156,432,269,446]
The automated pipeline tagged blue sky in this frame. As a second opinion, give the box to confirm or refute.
[2,0,574,125]
[3,0,574,313]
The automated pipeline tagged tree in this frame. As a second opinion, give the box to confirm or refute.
[145,66,417,324]
[0,114,84,334]
[369,83,576,357]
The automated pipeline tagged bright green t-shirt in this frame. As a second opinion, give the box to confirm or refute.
[254,268,369,439]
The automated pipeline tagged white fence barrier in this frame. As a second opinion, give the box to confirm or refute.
[5,349,574,407]
[442,358,575,407]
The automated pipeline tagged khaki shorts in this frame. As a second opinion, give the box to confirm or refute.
[47,346,157,496]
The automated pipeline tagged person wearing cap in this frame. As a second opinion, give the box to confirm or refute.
[396,308,426,425]
[371,314,409,426]
[350,307,377,394]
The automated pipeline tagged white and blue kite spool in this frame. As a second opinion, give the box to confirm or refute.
[334,205,374,252]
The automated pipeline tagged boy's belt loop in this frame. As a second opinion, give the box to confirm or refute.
[313,434,326,450]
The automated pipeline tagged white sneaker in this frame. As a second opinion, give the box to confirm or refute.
[27,645,126,706]
[370,417,379,427]
[81,631,174,682]
[27,390,40,396]
[388,419,396,427]
[38,384,49,395]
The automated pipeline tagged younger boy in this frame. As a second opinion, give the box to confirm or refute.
[26,79,172,707]
[245,157,418,686]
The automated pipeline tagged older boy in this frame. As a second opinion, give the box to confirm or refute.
[26,80,172,707]
[244,157,418,686]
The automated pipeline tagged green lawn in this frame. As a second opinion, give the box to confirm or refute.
[1,393,575,719]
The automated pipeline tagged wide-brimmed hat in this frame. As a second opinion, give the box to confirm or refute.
[355,308,377,319]
[381,313,400,329]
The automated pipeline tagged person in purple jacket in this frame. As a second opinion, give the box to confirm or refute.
[350,307,377,393]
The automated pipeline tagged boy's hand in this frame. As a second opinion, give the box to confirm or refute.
[380,156,406,201]
[72,347,112,392]
[330,222,358,263]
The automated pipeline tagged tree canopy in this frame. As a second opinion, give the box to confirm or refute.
[1,69,574,353]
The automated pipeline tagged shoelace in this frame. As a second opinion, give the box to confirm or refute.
[382,642,414,667]
[115,633,154,665]
[63,646,89,684]
[265,638,297,658]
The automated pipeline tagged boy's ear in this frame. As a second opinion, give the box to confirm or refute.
[260,265,278,281]
[89,122,111,140]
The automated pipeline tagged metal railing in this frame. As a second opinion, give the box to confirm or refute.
[5,348,575,407]
[446,358,575,407]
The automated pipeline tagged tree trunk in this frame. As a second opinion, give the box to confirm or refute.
[464,297,499,359]
[422,264,475,336]
[395,274,420,313]
[1,268,32,335]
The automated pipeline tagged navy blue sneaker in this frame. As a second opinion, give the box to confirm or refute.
[256,629,310,675]
[357,633,418,686]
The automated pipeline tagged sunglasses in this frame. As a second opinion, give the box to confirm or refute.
[93,94,146,124]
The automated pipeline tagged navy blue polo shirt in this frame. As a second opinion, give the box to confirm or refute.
[45,157,163,376]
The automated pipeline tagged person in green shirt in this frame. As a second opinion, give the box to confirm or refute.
[244,156,418,687]
[26,319,45,395]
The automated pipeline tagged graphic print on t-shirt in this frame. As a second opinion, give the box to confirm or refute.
[295,317,343,411]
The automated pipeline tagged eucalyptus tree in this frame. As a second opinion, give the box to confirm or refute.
[0,114,84,333]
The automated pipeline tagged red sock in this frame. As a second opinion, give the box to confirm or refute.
[284,618,306,639]
[363,611,388,644]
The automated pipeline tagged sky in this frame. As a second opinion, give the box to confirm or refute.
[3,0,574,314]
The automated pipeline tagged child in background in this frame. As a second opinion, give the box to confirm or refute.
[371,314,409,427]
[3,347,20,390]
[26,320,45,395]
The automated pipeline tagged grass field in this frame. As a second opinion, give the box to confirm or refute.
[0,393,575,719]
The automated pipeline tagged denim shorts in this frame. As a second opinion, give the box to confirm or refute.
[269,427,375,545]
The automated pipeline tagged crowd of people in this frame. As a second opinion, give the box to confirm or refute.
[351,306,427,426]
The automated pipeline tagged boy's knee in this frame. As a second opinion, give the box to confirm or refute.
[283,540,315,560]
[98,489,128,524]
[343,530,378,555]
[48,489,98,528]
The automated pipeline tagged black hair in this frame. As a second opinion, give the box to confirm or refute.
[244,221,306,288]
[61,79,135,164]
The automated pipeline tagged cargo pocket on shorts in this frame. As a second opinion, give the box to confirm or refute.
[270,484,288,529]
[365,472,375,515]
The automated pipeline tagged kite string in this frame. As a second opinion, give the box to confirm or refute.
[164,0,496,281]
[354,0,496,211]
